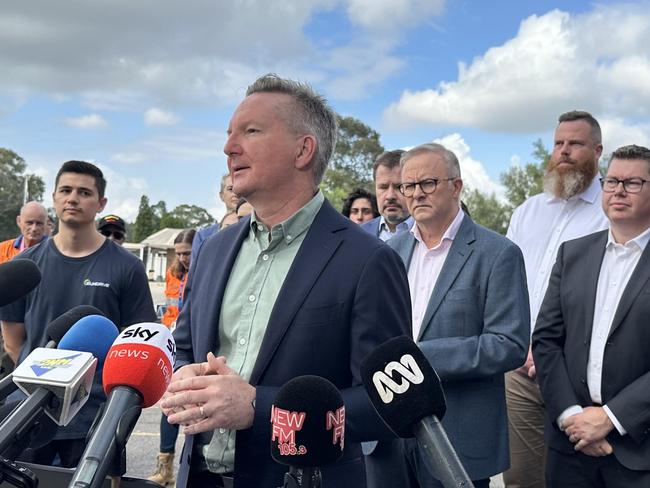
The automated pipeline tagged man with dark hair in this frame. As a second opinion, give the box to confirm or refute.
[362,149,413,240]
[534,144,650,486]
[383,143,529,488]
[504,110,609,488]
[0,160,156,467]
[161,74,410,488]
[97,214,126,245]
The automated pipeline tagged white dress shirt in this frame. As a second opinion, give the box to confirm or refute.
[557,226,650,435]
[507,177,608,335]
[408,209,464,340]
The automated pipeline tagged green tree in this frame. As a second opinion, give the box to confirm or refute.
[462,189,511,235]
[132,195,159,242]
[0,148,46,241]
[320,115,384,209]
[161,204,213,229]
[500,139,549,209]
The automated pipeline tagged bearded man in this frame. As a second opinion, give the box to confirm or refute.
[503,110,609,488]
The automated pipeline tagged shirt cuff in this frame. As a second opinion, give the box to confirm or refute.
[603,405,627,436]
[557,405,583,430]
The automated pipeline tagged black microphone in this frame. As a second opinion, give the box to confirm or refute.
[0,260,41,307]
[271,375,345,488]
[0,305,105,402]
[361,336,473,488]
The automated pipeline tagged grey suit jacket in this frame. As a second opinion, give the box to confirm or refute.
[389,216,530,479]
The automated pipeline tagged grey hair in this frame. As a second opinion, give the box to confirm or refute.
[246,74,338,185]
[400,143,461,178]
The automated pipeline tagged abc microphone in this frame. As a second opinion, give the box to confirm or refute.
[0,259,41,307]
[0,315,119,457]
[0,305,105,401]
[271,375,345,488]
[361,336,473,488]
[68,322,176,488]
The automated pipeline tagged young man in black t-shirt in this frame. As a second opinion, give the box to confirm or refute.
[0,160,156,467]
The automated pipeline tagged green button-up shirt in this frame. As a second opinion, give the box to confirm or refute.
[204,191,325,472]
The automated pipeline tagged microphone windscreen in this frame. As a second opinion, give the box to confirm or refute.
[102,322,175,408]
[46,305,105,343]
[270,375,345,468]
[360,335,446,438]
[0,259,41,307]
[58,315,119,369]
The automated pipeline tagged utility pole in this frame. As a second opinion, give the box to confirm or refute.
[23,174,30,205]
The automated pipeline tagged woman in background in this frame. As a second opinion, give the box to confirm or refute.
[341,187,379,224]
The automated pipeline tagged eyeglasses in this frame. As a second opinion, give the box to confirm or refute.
[101,230,125,240]
[398,178,456,197]
[176,251,191,257]
[600,177,649,194]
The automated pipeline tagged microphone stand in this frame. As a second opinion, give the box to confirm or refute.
[280,466,321,488]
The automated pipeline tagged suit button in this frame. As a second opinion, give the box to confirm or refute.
[580,378,587,384]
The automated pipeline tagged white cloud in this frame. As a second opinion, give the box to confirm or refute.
[433,133,504,198]
[385,5,650,133]
[346,0,445,30]
[98,164,149,221]
[144,108,180,126]
[599,118,650,154]
[65,114,107,129]
[111,152,148,165]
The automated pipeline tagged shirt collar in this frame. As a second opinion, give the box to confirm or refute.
[545,175,601,204]
[607,225,650,252]
[410,208,464,248]
[379,215,412,233]
[250,191,324,245]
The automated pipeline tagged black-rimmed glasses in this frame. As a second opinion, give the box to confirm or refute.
[600,177,649,194]
[398,178,456,197]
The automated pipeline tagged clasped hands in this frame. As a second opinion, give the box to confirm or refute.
[161,352,256,435]
[562,406,615,457]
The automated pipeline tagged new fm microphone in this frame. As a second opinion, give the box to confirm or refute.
[69,322,175,488]
[271,375,345,488]
[361,336,473,488]
[0,314,119,457]
[0,259,41,307]
[0,305,104,402]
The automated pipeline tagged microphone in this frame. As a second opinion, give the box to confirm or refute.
[0,259,41,307]
[69,322,175,488]
[0,305,105,401]
[360,336,473,488]
[271,375,345,488]
[0,315,119,457]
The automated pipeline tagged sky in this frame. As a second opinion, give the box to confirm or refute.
[2,0,650,222]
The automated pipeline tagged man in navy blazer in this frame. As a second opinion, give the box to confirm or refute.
[161,74,411,488]
[380,143,529,488]
[361,150,413,241]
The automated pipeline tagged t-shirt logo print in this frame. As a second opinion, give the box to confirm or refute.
[83,278,110,288]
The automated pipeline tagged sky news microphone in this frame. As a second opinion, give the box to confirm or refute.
[0,313,118,457]
[271,375,345,488]
[68,322,175,488]
[0,259,41,307]
[0,307,109,402]
[361,336,473,488]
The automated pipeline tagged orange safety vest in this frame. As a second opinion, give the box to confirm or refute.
[161,268,187,328]
[0,238,20,264]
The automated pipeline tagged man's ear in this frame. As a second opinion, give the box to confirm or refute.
[294,134,317,171]
[98,197,108,214]
[16,215,21,227]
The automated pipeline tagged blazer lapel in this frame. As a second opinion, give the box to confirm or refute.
[249,201,345,384]
[417,217,475,341]
[196,220,249,361]
[580,232,608,344]
[608,241,650,338]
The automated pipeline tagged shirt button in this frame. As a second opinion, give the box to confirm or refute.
[219,428,226,434]
[262,254,269,261]
[248,295,256,302]
[239,338,247,346]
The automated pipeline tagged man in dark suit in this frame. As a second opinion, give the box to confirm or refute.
[533,144,650,486]
[361,150,413,241]
[381,143,530,488]
[161,74,411,488]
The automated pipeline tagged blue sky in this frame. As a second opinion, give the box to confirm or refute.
[2,0,649,221]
